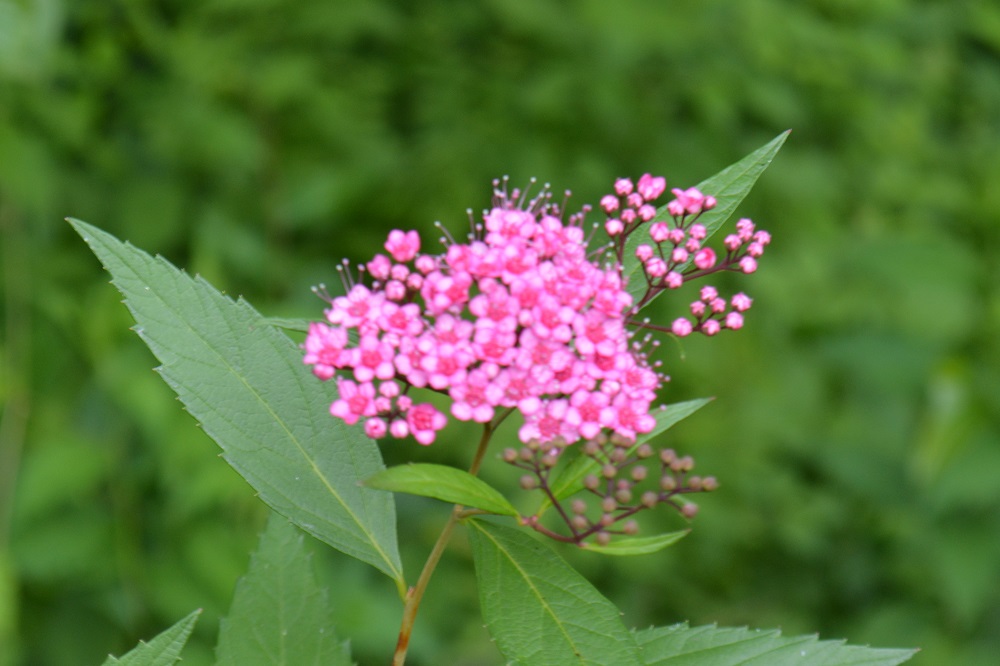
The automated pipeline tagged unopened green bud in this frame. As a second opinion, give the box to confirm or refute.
[631,465,648,482]
[637,443,654,459]
[641,491,659,508]
[681,502,699,518]
[595,531,612,546]
[583,474,600,490]
[623,520,639,535]
[571,499,588,515]
[601,496,617,513]
[519,475,538,490]
[502,448,518,463]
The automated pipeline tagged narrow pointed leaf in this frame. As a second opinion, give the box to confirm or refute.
[70,219,403,584]
[579,530,688,556]
[101,609,200,666]
[625,130,790,303]
[635,623,917,665]
[539,398,712,515]
[468,519,641,665]
[217,512,352,666]
[364,464,519,516]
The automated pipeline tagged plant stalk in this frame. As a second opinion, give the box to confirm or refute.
[391,422,496,666]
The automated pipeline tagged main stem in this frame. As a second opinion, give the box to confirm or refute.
[391,422,496,666]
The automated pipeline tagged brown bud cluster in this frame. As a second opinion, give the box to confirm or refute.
[501,434,717,547]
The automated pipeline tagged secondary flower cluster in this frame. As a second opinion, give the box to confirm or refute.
[506,434,716,544]
[304,176,768,447]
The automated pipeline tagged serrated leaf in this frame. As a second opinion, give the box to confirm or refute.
[70,219,403,586]
[216,512,352,666]
[364,464,519,516]
[580,530,688,556]
[539,398,712,515]
[625,130,790,304]
[634,623,917,665]
[468,519,641,665]
[101,609,200,666]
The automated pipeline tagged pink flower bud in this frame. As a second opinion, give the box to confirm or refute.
[725,312,744,329]
[638,204,656,221]
[638,173,667,201]
[649,222,670,242]
[731,292,753,311]
[724,234,742,251]
[667,228,686,244]
[671,318,693,337]
[689,224,707,240]
[385,280,407,301]
[703,195,717,210]
[415,255,436,274]
[645,257,668,277]
[754,230,771,245]
[600,194,619,213]
[614,177,634,196]
[626,193,643,209]
[365,417,388,439]
[739,256,758,273]
[694,248,716,270]
[690,301,706,317]
[621,209,637,224]
[699,286,718,301]
[366,254,392,280]
[671,247,689,263]
[389,419,409,439]
[702,319,721,336]
[665,271,683,289]
[710,297,727,313]
[635,244,654,261]
[667,200,684,217]
[605,218,624,236]
[747,241,764,257]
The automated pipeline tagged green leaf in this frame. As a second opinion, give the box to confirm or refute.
[539,398,712,515]
[216,512,352,666]
[635,623,917,665]
[69,219,403,587]
[579,530,688,556]
[364,464,519,516]
[101,610,200,666]
[468,519,641,665]
[625,130,791,303]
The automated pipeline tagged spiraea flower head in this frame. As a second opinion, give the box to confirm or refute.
[305,175,769,451]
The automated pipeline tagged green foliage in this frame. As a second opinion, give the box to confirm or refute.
[635,624,917,665]
[216,513,352,666]
[468,519,642,665]
[579,530,689,557]
[101,610,200,666]
[68,218,402,586]
[364,464,519,517]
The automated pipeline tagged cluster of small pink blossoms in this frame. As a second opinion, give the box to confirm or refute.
[600,175,770,337]
[304,175,768,447]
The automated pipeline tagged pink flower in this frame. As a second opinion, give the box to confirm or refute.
[671,318,693,337]
[637,173,667,201]
[384,229,421,262]
[330,379,377,425]
[731,292,753,311]
[406,403,447,445]
[303,322,350,380]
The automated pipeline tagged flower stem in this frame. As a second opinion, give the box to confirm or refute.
[391,422,496,666]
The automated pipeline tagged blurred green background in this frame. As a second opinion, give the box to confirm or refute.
[2,0,999,664]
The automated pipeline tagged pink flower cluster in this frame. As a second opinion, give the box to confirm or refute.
[305,176,769,446]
